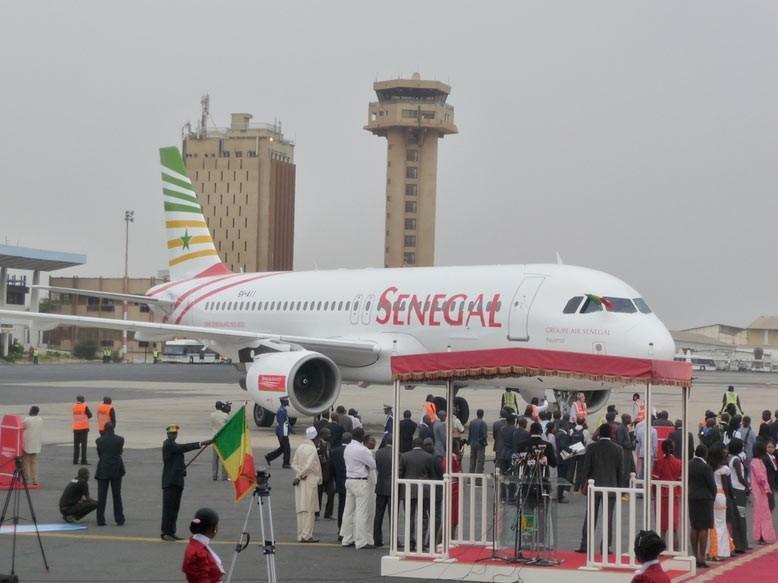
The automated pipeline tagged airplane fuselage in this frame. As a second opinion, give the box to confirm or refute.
[147,263,675,387]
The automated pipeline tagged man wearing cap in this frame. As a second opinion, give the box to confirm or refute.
[161,424,212,541]
[210,401,229,481]
[292,427,323,542]
[266,397,293,469]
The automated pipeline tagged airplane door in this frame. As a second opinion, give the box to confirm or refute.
[350,295,363,325]
[507,276,545,341]
[361,293,375,325]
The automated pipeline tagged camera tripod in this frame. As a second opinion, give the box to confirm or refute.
[0,457,49,580]
[226,472,277,583]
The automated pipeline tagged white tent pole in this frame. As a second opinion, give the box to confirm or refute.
[390,378,401,555]
[643,381,652,531]
[681,383,690,556]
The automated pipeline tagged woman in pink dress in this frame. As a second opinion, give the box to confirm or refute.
[750,441,777,544]
[651,440,682,545]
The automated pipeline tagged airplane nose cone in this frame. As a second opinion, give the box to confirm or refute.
[627,322,676,360]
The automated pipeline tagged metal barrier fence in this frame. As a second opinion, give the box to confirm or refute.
[394,479,447,558]
[450,473,494,547]
[630,476,684,555]
[585,479,641,570]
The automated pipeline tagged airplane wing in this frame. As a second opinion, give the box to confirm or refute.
[30,285,173,308]
[0,309,380,356]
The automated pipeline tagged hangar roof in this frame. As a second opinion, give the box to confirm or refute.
[0,244,86,272]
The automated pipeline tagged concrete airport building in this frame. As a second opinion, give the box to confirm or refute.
[365,73,457,268]
[182,107,296,273]
[43,275,166,359]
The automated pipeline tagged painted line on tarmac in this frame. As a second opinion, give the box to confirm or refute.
[19,532,342,547]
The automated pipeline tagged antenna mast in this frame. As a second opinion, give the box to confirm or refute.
[198,94,210,138]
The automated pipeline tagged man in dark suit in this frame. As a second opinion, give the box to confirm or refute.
[326,411,344,449]
[688,444,716,568]
[330,432,350,536]
[399,410,417,454]
[511,417,530,453]
[669,419,694,461]
[95,422,125,526]
[492,408,508,464]
[160,424,210,541]
[373,435,393,547]
[418,415,433,442]
[399,437,437,548]
[577,422,623,552]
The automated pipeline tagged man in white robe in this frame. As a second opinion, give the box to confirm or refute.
[292,427,322,542]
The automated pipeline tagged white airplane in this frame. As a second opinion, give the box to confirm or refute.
[0,147,675,426]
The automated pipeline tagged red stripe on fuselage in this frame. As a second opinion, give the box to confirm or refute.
[172,273,247,311]
[174,273,283,325]
[147,273,238,300]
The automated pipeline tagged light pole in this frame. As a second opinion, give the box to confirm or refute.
[122,210,134,362]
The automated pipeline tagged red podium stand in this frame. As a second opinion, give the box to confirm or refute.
[0,415,24,490]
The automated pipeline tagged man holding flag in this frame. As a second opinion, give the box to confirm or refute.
[212,403,257,503]
[161,425,212,542]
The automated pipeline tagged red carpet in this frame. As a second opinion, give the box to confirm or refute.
[422,545,686,578]
[686,543,778,582]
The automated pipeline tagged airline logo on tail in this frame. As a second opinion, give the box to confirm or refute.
[159,147,230,280]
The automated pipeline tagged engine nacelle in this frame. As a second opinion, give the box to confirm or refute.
[243,350,341,417]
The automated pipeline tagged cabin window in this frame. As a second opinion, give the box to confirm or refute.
[604,297,637,313]
[633,298,652,314]
[580,298,602,313]
[563,296,584,314]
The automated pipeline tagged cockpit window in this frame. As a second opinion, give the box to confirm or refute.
[603,297,637,313]
[633,298,652,314]
[563,296,583,314]
[580,297,603,313]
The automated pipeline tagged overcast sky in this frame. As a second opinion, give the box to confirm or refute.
[1,1,776,330]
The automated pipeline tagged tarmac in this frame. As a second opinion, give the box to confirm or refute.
[1,363,777,582]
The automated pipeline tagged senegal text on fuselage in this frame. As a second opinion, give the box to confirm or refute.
[376,287,502,328]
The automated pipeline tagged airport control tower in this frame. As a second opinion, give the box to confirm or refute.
[365,73,457,267]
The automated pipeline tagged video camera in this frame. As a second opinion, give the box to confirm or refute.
[219,401,233,414]
[256,466,271,494]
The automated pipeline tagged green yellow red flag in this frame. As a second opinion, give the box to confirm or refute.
[213,404,256,502]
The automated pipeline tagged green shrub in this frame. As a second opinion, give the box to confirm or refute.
[73,340,98,360]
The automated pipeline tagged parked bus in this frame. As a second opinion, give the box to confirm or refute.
[161,339,221,364]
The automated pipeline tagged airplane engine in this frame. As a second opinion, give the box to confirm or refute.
[241,350,341,417]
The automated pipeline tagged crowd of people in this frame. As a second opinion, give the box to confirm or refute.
[687,391,778,568]
[14,381,778,582]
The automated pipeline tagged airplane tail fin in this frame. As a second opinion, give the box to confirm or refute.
[159,146,230,280]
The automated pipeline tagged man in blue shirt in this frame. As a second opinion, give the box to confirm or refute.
[265,397,293,468]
